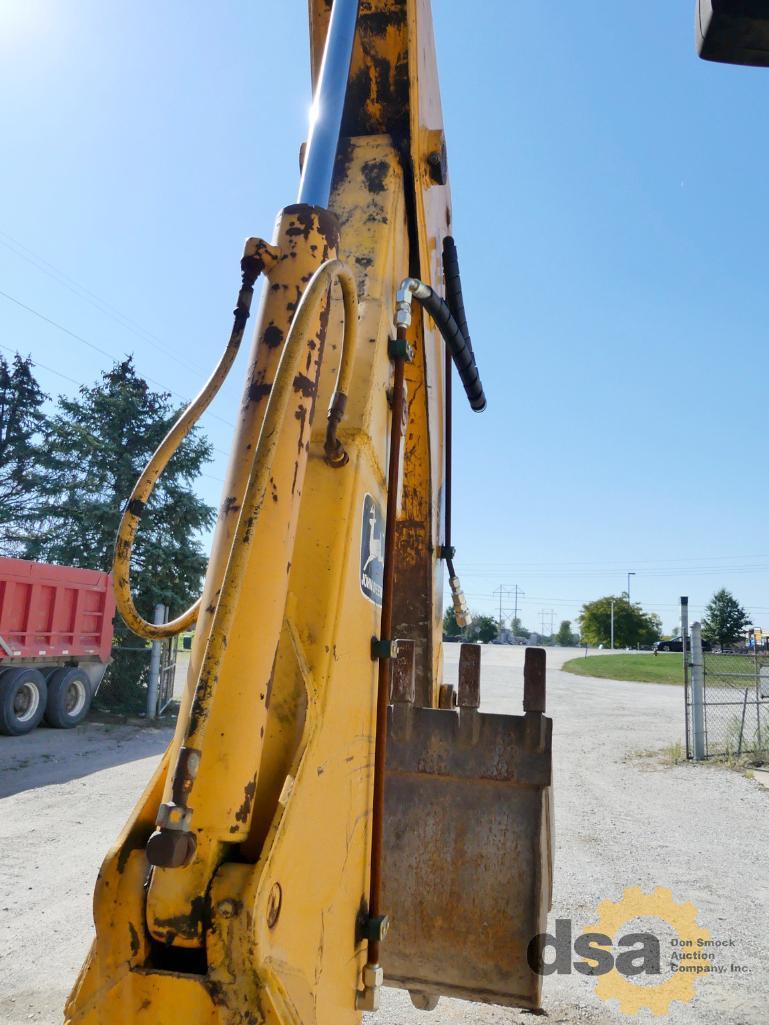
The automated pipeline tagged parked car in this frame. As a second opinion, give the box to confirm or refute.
[654,636,711,653]
[0,557,115,736]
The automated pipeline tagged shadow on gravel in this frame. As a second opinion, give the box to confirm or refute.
[0,721,172,798]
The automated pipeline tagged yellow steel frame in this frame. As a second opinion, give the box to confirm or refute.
[65,2,456,1022]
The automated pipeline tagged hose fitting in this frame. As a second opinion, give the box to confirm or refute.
[395,278,431,330]
[449,575,470,629]
[393,276,486,412]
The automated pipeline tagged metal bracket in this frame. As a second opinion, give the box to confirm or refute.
[437,545,456,561]
[362,914,390,943]
[371,637,399,661]
[388,337,415,362]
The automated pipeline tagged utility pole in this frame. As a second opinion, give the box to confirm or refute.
[549,610,555,636]
[512,584,525,636]
[627,570,636,606]
[610,599,615,650]
[540,609,547,637]
[493,585,510,633]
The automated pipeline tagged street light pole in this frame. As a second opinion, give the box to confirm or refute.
[610,599,615,650]
[627,570,636,605]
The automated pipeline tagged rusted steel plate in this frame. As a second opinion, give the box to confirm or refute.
[382,701,553,1010]
[457,642,481,709]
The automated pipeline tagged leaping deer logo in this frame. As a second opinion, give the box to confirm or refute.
[363,506,383,572]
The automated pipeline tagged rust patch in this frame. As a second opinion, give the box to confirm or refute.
[128,922,140,958]
[248,380,272,404]
[222,496,239,516]
[293,373,316,398]
[153,895,207,944]
[263,324,284,349]
[234,778,256,825]
[361,159,389,194]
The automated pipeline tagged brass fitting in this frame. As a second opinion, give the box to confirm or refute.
[450,576,470,628]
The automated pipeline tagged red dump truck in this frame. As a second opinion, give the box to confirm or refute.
[0,557,115,736]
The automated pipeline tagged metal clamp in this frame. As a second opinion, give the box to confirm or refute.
[388,337,415,362]
[371,637,399,661]
[437,545,456,561]
[362,914,390,943]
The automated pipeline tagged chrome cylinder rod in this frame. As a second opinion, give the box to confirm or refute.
[297,0,360,208]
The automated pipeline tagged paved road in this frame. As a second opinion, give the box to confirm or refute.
[0,645,766,1024]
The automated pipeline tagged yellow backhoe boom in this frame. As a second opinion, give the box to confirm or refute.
[65,3,553,1023]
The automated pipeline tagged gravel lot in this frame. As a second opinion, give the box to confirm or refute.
[0,645,766,1024]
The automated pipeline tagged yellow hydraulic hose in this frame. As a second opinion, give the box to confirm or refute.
[181,258,357,748]
[146,258,358,866]
[113,254,357,643]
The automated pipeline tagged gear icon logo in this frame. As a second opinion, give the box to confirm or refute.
[584,886,711,1017]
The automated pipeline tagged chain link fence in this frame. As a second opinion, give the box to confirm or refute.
[686,647,769,759]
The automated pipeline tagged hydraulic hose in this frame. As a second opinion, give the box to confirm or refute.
[419,289,485,411]
[442,236,476,367]
[113,244,356,642]
[395,274,486,413]
[112,239,278,641]
[147,257,358,868]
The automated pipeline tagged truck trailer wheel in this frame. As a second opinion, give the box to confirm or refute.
[0,667,48,736]
[44,667,92,729]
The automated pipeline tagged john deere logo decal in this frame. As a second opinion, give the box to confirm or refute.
[360,494,384,606]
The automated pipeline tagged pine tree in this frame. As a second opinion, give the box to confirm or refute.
[25,357,215,709]
[0,353,47,555]
[702,589,751,651]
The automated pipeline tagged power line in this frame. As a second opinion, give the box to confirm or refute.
[0,340,226,484]
[0,228,212,378]
[450,552,769,568]
[0,287,236,429]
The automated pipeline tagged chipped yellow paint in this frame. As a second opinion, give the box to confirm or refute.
[65,0,458,1020]
[66,139,409,1024]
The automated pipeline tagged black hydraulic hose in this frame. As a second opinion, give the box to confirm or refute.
[442,236,476,366]
[415,288,486,412]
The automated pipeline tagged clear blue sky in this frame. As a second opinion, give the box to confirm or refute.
[1,1,768,636]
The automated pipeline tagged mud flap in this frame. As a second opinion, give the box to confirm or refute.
[381,647,553,1011]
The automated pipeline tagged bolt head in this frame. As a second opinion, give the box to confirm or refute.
[217,899,237,919]
[267,882,283,928]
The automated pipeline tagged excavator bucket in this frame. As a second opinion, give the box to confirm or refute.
[383,644,554,1011]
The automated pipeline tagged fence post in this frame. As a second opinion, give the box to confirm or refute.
[681,597,690,758]
[691,621,707,760]
[146,603,166,719]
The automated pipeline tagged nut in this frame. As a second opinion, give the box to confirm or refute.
[362,963,383,989]
[355,987,380,1012]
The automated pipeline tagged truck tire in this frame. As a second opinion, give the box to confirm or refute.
[44,667,92,729]
[0,667,48,736]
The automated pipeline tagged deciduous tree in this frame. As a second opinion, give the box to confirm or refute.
[555,620,577,646]
[468,614,498,645]
[578,595,661,648]
[443,605,462,639]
